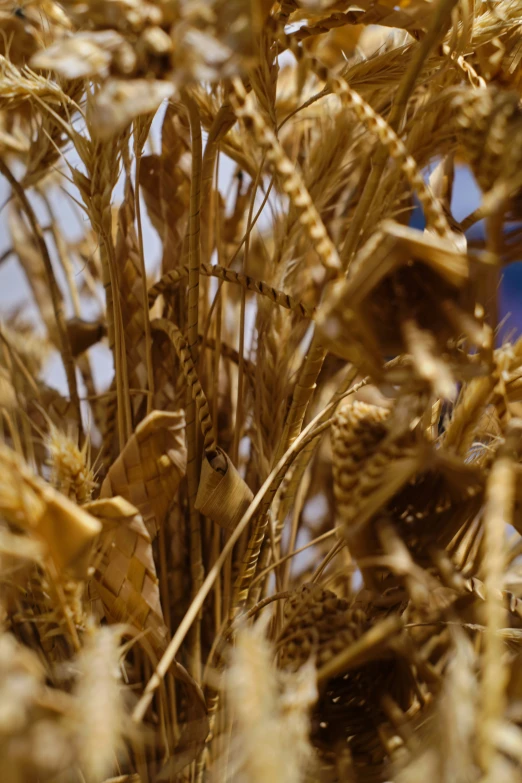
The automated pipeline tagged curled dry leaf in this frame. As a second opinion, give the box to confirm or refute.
[195,447,254,531]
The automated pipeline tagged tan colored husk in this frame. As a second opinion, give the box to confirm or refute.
[195,447,254,531]
[221,620,316,783]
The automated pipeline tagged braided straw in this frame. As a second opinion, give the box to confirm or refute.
[149,321,253,531]
[331,400,422,587]
[100,409,187,540]
[278,583,370,672]
[86,496,167,653]
[148,263,314,318]
[151,319,217,457]
[331,400,390,532]
[230,78,341,273]
[277,583,409,774]
[87,497,208,767]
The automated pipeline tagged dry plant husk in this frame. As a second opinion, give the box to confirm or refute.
[3,1,522,782]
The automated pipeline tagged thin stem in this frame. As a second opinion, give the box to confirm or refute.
[134,142,155,414]
[0,158,83,442]
[232,173,259,465]
[183,89,204,682]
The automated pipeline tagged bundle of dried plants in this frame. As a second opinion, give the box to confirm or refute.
[2,0,522,781]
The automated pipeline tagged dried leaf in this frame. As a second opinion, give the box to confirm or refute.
[195,447,253,531]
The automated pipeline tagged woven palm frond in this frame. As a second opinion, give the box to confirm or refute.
[277,583,425,782]
[86,496,167,652]
[317,221,490,399]
[100,409,187,539]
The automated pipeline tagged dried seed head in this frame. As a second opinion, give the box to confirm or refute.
[277,585,416,775]
[331,400,390,531]
[46,424,95,505]
[73,626,130,783]
[0,628,73,779]
[331,399,426,588]
[224,620,316,783]
[279,583,370,672]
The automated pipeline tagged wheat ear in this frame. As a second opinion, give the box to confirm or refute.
[151,319,217,457]
[230,78,341,274]
[148,263,314,318]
